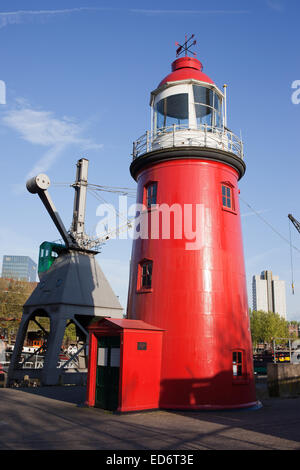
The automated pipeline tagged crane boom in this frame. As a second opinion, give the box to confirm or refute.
[26,159,135,253]
[288,214,300,235]
[26,174,75,248]
[288,213,300,295]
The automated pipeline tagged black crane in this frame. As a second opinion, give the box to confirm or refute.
[287,214,300,294]
[288,214,300,235]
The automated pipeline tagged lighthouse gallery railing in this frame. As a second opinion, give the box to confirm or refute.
[132,124,244,160]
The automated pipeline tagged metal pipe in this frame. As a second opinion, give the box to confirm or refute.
[223,84,227,128]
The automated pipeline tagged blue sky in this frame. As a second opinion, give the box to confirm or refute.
[0,0,300,319]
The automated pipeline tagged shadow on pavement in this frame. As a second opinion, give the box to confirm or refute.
[11,385,87,405]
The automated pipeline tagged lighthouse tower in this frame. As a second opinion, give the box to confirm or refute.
[126,39,257,410]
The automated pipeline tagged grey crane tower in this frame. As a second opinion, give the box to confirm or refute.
[7,158,123,386]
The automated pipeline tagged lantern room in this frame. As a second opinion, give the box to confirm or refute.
[133,54,243,164]
[151,56,224,132]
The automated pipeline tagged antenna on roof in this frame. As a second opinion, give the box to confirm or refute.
[175,34,196,57]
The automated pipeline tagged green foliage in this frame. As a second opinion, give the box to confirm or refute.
[0,278,77,345]
[0,279,37,339]
[250,310,290,346]
[64,323,77,343]
[0,278,35,316]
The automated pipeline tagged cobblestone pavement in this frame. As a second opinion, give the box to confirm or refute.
[0,383,299,450]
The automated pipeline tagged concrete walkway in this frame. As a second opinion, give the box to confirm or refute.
[0,384,300,450]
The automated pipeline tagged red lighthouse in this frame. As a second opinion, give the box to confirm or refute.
[126,41,258,410]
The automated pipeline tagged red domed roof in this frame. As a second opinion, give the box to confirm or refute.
[158,56,214,87]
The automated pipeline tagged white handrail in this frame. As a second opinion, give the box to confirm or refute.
[132,124,244,160]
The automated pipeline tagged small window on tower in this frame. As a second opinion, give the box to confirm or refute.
[232,351,243,378]
[145,182,157,209]
[222,184,232,209]
[138,260,153,290]
[221,183,236,213]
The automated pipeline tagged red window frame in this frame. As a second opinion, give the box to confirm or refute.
[232,350,243,378]
[221,182,236,213]
[137,259,153,291]
[232,349,250,385]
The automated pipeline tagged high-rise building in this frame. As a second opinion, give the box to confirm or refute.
[252,270,286,319]
[1,255,37,282]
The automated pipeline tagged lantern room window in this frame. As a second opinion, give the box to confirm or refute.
[193,85,222,129]
[155,93,189,129]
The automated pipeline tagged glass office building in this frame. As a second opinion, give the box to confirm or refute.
[1,255,37,282]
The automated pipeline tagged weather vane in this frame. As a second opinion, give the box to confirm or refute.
[175,34,197,57]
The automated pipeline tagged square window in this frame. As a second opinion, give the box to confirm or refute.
[221,184,233,210]
[145,182,157,209]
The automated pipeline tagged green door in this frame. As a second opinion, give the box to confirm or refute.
[95,336,120,411]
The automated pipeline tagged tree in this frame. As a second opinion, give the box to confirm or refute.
[0,279,37,341]
[250,310,290,347]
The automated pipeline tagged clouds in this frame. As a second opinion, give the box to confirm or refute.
[3,106,98,148]
[2,101,102,189]
[131,9,250,15]
[0,7,110,29]
[266,0,284,12]
[0,6,251,30]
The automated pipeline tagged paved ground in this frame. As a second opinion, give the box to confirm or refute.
[0,380,300,450]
